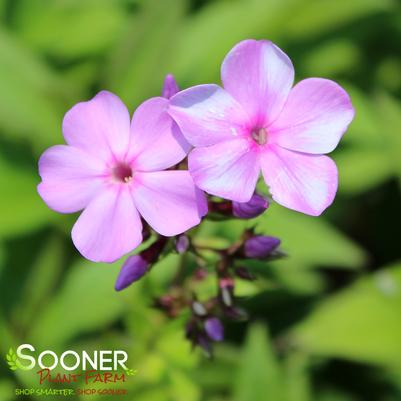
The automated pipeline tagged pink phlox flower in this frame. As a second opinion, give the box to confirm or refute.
[168,39,355,216]
[38,89,206,262]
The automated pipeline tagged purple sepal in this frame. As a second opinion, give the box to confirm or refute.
[244,236,281,259]
[115,255,149,291]
[162,74,180,99]
[232,193,269,219]
[205,317,224,342]
[176,234,189,254]
[197,334,213,358]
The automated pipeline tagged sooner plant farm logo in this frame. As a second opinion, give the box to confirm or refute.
[6,344,137,397]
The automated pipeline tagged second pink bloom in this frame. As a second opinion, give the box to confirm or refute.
[168,39,355,216]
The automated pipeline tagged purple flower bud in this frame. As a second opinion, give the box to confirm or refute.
[232,193,269,219]
[223,306,249,321]
[235,266,256,281]
[175,234,189,254]
[162,74,180,99]
[244,236,281,259]
[197,335,212,358]
[115,255,149,291]
[205,318,224,342]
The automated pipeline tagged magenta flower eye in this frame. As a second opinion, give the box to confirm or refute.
[111,163,133,183]
[168,39,355,216]
[251,127,268,146]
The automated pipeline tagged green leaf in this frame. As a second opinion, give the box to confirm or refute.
[302,40,360,77]
[234,323,285,401]
[292,261,401,367]
[332,85,400,194]
[168,0,303,84]
[334,149,394,195]
[376,92,401,179]
[256,204,367,270]
[318,389,357,401]
[12,234,65,330]
[29,260,126,347]
[14,0,127,59]
[0,153,53,238]
[0,379,15,401]
[376,58,401,92]
[284,352,312,401]
[104,0,186,107]
[284,0,395,40]
[342,84,382,147]
[168,369,201,401]
[0,28,71,151]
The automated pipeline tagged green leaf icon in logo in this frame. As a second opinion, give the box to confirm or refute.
[5,348,18,371]
[5,348,30,371]
[124,367,138,376]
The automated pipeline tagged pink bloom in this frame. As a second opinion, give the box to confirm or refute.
[38,91,206,262]
[168,39,355,216]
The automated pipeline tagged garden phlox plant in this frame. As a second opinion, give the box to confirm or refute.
[37,39,354,355]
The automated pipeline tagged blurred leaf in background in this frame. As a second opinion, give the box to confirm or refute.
[0,0,400,400]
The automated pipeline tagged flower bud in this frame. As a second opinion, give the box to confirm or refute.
[244,236,281,259]
[115,255,149,291]
[219,277,234,307]
[205,318,224,342]
[162,74,180,99]
[232,193,269,219]
[197,335,212,358]
[192,301,207,317]
[115,236,168,291]
[175,234,189,254]
[223,306,249,321]
[235,266,256,281]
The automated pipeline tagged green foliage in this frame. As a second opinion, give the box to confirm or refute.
[292,261,401,367]
[234,323,284,401]
[256,203,366,270]
[0,0,400,400]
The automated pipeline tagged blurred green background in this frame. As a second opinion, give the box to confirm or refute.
[1,0,401,400]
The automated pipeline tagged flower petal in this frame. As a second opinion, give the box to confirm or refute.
[169,84,249,147]
[261,144,338,216]
[71,187,142,262]
[132,171,207,236]
[127,97,190,171]
[63,91,131,162]
[188,138,260,202]
[38,145,105,213]
[270,78,355,154]
[221,39,294,126]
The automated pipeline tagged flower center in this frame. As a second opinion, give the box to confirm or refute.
[251,127,268,145]
[112,163,133,183]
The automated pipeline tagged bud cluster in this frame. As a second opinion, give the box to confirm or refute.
[115,186,283,356]
[110,75,285,356]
